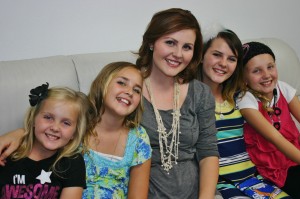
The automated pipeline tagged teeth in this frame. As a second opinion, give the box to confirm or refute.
[120,98,129,105]
[261,81,271,86]
[45,133,59,140]
[166,59,179,65]
[214,69,225,74]
[117,97,130,105]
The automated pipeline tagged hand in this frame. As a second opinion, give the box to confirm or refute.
[0,128,25,166]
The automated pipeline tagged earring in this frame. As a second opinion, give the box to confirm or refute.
[150,46,153,51]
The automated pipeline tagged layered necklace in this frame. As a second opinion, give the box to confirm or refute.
[145,78,181,173]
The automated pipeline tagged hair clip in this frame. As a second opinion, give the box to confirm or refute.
[29,82,49,106]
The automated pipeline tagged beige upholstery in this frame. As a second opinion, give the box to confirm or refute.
[0,38,299,134]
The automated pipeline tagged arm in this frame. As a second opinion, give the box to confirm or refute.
[128,159,151,199]
[289,95,300,123]
[60,187,83,199]
[198,156,219,199]
[0,128,25,165]
[240,108,300,164]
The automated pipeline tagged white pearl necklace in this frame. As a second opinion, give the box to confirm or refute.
[145,78,181,173]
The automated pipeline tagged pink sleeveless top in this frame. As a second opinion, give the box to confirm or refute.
[243,90,300,187]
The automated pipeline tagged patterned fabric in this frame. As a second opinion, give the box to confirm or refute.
[216,102,290,199]
[82,126,151,199]
[216,103,256,198]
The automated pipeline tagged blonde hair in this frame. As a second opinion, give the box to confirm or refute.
[11,87,92,175]
[82,62,143,151]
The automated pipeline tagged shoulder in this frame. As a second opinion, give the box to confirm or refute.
[60,153,85,168]
[130,126,150,143]
[236,91,258,110]
[189,79,214,101]
[278,80,296,103]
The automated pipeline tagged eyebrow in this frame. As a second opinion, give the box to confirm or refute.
[164,36,194,46]
[118,76,142,89]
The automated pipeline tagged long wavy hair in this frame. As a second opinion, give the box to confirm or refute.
[82,61,144,152]
[11,87,91,175]
[136,8,203,84]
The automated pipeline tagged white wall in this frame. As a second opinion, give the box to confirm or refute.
[1,0,300,62]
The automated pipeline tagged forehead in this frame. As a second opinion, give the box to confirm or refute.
[114,67,142,83]
[39,99,79,117]
[246,54,275,68]
[160,29,196,44]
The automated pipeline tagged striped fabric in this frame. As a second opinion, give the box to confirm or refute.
[216,102,256,198]
[216,102,290,199]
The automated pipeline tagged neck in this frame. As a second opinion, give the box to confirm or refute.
[29,143,57,161]
[96,114,125,133]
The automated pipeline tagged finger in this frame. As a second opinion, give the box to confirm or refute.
[0,159,6,166]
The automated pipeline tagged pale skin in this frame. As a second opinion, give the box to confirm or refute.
[201,37,238,198]
[242,53,300,164]
[8,99,83,199]
[89,67,151,198]
[0,67,151,198]
[146,29,218,199]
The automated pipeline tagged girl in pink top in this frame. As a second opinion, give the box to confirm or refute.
[237,41,300,198]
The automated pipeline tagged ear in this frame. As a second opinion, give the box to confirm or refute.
[149,44,154,51]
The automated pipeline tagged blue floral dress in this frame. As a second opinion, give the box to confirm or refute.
[82,126,151,199]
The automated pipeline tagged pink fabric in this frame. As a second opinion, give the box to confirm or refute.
[244,90,300,187]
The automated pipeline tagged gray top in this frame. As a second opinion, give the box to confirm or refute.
[142,79,219,199]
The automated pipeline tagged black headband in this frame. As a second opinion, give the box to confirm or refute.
[242,41,275,65]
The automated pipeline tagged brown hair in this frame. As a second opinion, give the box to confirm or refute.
[199,29,244,105]
[136,8,203,83]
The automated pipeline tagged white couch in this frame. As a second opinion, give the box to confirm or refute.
[1,38,300,135]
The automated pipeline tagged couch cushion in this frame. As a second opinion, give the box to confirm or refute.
[70,51,138,94]
[0,55,78,133]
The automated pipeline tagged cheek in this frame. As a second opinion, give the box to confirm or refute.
[184,52,194,63]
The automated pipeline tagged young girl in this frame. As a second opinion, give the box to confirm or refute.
[0,62,152,199]
[81,61,152,199]
[0,83,88,199]
[237,41,300,198]
[199,25,290,198]
[136,8,219,198]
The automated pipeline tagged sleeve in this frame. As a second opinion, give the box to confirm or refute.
[194,81,219,161]
[131,126,152,166]
[62,153,86,188]
[278,80,297,103]
[236,91,259,110]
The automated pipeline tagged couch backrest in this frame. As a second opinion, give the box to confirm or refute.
[0,38,299,135]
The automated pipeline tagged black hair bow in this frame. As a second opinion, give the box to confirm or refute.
[29,82,49,106]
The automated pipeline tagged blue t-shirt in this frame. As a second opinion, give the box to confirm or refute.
[82,126,151,199]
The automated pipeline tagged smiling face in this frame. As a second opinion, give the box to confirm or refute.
[244,53,278,100]
[202,38,238,86]
[104,67,143,119]
[151,29,196,78]
[33,99,78,158]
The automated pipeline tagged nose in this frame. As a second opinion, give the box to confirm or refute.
[219,57,227,68]
[50,122,60,132]
[261,69,271,79]
[173,47,182,58]
[126,88,133,97]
